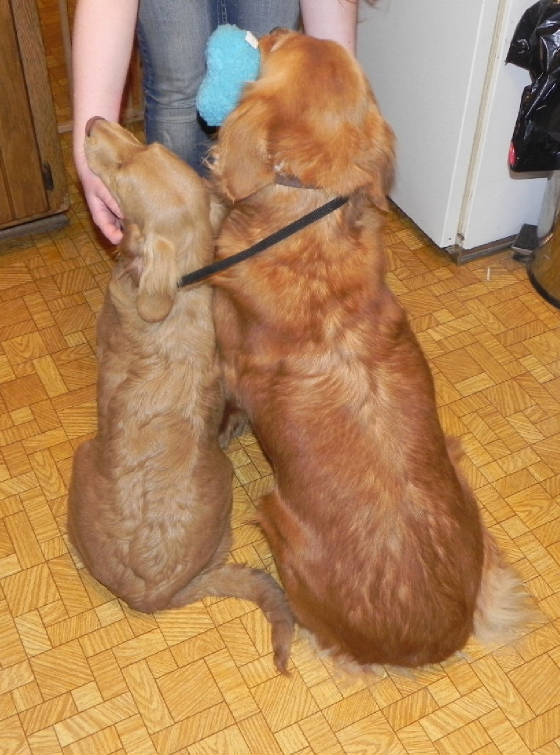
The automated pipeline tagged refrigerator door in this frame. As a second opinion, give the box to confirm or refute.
[457,0,547,250]
[357,0,547,252]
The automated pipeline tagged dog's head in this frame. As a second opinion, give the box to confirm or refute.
[211,29,395,208]
[85,120,213,322]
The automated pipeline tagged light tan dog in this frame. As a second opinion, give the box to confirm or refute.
[209,30,530,668]
[67,120,293,671]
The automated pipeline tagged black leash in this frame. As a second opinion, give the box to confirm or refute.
[177,195,349,288]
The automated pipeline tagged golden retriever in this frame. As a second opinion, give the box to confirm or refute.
[208,30,529,668]
[67,120,293,671]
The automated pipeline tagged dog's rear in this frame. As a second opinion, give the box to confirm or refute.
[68,121,293,670]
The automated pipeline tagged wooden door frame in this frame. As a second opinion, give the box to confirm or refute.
[11,0,68,215]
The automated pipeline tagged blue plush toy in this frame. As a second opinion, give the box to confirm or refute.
[196,24,261,127]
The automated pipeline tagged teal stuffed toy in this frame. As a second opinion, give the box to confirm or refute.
[196,24,261,127]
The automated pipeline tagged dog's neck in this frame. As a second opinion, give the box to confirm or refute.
[176,194,349,289]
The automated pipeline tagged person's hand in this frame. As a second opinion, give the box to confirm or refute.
[77,159,124,245]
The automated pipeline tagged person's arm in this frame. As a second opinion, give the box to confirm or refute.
[72,0,138,243]
[300,0,358,55]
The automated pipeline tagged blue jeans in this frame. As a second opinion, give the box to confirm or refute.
[137,0,301,173]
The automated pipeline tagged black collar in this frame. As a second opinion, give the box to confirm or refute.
[177,195,348,289]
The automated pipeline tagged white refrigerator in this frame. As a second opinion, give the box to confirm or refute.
[357,0,548,261]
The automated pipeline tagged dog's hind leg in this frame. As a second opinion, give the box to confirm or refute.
[66,439,98,566]
[168,562,294,672]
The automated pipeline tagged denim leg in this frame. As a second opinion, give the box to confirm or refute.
[137,0,214,173]
[212,1,300,36]
[137,0,300,174]
[235,0,301,36]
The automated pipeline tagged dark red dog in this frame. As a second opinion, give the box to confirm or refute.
[209,29,530,667]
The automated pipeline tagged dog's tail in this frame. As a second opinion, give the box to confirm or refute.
[473,528,538,646]
[170,563,294,673]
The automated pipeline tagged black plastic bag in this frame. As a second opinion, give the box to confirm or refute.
[507,0,560,172]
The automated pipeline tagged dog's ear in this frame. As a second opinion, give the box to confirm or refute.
[120,223,144,285]
[267,95,395,210]
[213,98,274,201]
[136,234,178,322]
[358,116,395,212]
[120,224,178,322]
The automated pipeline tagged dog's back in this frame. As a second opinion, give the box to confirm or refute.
[69,265,227,607]
[216,220,485,665]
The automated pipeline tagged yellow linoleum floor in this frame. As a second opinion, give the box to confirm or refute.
[1,132,560,754]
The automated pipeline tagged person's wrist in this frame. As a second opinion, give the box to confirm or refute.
[73,143,88,178]
[74,151,95,189]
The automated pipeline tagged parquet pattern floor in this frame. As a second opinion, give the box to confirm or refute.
[1,132,559,754]
[3,3,560,750]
